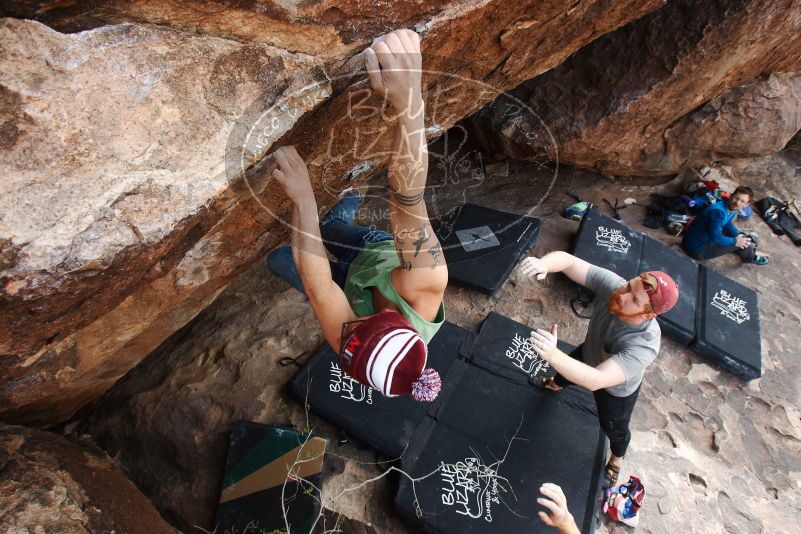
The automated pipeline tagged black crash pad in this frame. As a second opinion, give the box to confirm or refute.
[216,422,326,534]
[638,236,699,345]
[290,321,469,457]
[571,208,643,283]
[571,210,762,378]
[460,312,580,385]
[435,203,541,295]
[691,266,762,380]
[396,362,605,534]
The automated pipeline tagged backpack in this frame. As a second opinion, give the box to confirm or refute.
[563,201,592,221]
[603,476,645,527]
[755,197,801,245]
[737,205,753,220]
[787,199,801,225]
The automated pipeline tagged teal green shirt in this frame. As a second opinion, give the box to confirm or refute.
[343,241,445,343]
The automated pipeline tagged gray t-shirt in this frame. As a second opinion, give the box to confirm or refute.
[582,265,661,397]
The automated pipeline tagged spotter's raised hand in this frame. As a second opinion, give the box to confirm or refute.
[531,324,559,360]
[520,256,549,280]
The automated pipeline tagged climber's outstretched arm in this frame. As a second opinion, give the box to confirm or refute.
[365,29,447,309]
[272,145,357,351]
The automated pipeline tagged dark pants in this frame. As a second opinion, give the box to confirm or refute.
[686,240,757,263]
[554,344,640,458]
[266,191,393,294]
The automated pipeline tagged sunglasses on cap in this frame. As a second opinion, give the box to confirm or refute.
[639,273,659,296]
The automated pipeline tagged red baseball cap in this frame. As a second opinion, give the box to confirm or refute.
[339,311,441,401]
[641,271,679,315]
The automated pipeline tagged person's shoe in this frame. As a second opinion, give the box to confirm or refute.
[602,462,620,490]
[533,376,564,392]
[751,255,769,266]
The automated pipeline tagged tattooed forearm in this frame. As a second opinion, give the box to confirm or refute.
[392,190,425,206]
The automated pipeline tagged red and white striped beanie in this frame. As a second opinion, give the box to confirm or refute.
[339,311,441,401]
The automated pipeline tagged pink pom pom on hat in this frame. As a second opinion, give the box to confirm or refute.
[339,311,442,401]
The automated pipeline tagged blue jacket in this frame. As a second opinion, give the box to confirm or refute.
[682,201,739,254]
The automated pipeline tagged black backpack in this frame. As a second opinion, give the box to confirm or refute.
[755,197,801,245]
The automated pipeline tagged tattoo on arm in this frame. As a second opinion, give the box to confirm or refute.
[428,242,443,269]
[394,224,434,268]
[392,190,425,206]
[396,246,413,271]
[412,225,430,257]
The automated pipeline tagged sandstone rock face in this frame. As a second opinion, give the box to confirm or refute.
[665,71,801,165]
[0,423,175,533]
[0,0,665,424]
[466,0,801,176]
[0,18,323,424]
[0,0,451,55]
[77,144,801,533]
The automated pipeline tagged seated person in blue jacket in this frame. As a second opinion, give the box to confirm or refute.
[682,186,769,265]
[266,29,448,402]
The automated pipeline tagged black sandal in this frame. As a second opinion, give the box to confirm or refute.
[603,463,620,489]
